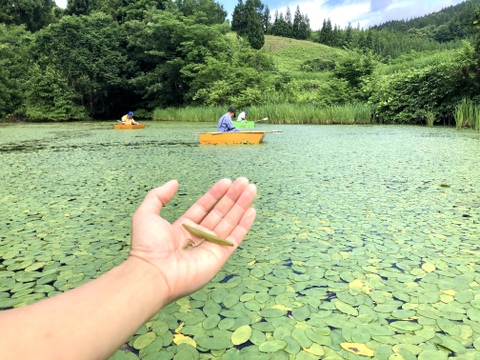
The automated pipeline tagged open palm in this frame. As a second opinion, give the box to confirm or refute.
[128,177,257,304]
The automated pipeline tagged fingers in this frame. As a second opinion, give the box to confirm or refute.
[226,207,257,246]
[133,180,179,220]
[211,183,257,238]
[177,178,232,225]
[196,178,250,229]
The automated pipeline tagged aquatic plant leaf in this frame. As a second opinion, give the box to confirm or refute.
[231,325,252,345]
[340,342,374,357]
[133,332,156,350]
[258,340,287,352]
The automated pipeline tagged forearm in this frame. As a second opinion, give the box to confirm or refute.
[0,257,166,360]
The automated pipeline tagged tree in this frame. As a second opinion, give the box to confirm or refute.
[292,5,310,40]
[344,23,353,48]
[175,0,227,25]
[319,18,334,46]
[262,5,270,34]
[0,24,32,119]
[334,51,375,89]
[31,12,132,118]
[186,38,275,106]
[25,65,88,121]
[242,0,264,49]
[65,0,99,16]
[0,0,56,32]
[270,12,290,38]
[284,6,292,37]
[231,0,246,32]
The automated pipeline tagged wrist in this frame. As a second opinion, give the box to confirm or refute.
[123,256,171,311]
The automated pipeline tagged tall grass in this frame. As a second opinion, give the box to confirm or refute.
[153,106,226,122]
[455,98,480,131]
[152,103,373,125]
[375,49,457,76]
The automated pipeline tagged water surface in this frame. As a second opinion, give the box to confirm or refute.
[1,122,479,359]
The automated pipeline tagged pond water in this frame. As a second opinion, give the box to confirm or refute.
[1,121,480,359]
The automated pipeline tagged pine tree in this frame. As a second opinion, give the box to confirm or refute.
[319,18,333,46]
[231,0,246,32]
[344,23,353,48]
[243,0,264,49]
[262,5,271,34]
[292,5,310,40]
[284,7,292,37]
[292,5,301,39]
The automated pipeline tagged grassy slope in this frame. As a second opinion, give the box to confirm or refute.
[261,35,346,73]
[259,34,455,77]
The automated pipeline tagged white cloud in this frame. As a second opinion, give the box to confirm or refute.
[268,0,465,31]
[270,0,373,30]
[55,0,67,9]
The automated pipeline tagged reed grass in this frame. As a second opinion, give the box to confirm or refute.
[152,103,373,125]
[426,111,435,127]
[455,98,480,131]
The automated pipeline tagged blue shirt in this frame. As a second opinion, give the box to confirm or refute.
[217,113,239,132]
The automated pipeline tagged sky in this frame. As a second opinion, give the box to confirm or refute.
[54,0,466,30]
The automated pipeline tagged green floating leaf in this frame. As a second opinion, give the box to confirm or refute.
[218,318,235,331]
[110,350,140,360]
[258,309,287,318]
[139,337,164,358]
[389,321,422,332]
[305,328,332,346]
[133,332,156,350]
[467,308,480,322]
[437,334,466,354]
[292,328,312,348]
[474,337,480,351]
[250,329,267,345]
[231,325,252,345]
[350,328,371,343]
[196,336,230,350]
[203,314,221,330]
[282,335,301,355]
[334,300,358,316]
[223,293,239,309]
[292,306,311,321]
[436,318,461,336]
[258,340,287,353]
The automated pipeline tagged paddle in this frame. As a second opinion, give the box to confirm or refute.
[254,117,269,122]
[191,130,282,135]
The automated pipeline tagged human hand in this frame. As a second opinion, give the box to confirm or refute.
[128,178,257,306]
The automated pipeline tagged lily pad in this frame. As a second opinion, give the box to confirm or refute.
[231,325,252,345]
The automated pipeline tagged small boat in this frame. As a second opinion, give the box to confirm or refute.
[199,131,266,145]
[233,121,255,128]
[114,124,145,130]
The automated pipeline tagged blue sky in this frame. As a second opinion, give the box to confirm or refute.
[223,0,466,30]
[54,0,466,30]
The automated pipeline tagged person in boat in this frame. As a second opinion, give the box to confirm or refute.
[217,107,240,132]
[0,177,257,360]
[237,109,249,122]
[121,111,139,125]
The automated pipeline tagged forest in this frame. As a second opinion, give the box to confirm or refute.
[1,0,480,127]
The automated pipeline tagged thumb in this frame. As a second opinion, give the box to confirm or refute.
[134,180,179,219]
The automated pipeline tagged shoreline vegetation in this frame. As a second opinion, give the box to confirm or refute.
[153,103,373,125]
[2,2,480,131]
[152,100,480,129]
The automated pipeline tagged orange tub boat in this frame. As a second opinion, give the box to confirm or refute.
[199,131,266,145]
[114,124,145,130]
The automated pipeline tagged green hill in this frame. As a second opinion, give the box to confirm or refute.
[261,35,345,73]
